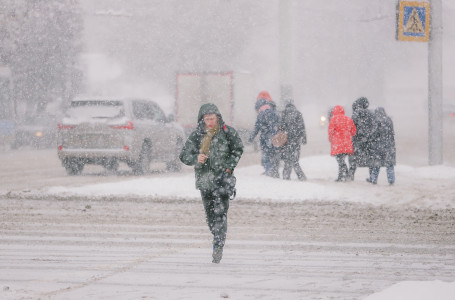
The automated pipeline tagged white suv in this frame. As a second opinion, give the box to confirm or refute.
[57,98,184,175]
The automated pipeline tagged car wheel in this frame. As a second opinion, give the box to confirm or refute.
[103,159,119,173]
[132,142,152,175]
[63,158,84,175]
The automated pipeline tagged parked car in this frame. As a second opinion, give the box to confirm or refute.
[12,114,58,149]
[57,98,185,175]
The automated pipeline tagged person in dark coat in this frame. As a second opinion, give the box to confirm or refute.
[367,107,396,185]
[248,91,280,178]
[278,100,307,181]
[328,105,357,181]
[348,97,376,181]
[179,103,244,263]
[327,106,335,123]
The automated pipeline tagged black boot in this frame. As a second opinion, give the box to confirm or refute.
[336,167,347,182]
[212,244,223,264]
[335,174,346,182]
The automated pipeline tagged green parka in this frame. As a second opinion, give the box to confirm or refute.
[179,103,244,191]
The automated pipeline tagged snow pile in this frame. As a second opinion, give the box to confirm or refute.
[46,155,455,209]
[364,280,455,300]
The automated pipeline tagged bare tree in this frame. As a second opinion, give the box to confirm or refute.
[0,0,83,119]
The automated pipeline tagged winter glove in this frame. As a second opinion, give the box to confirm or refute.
[215,171,237,200]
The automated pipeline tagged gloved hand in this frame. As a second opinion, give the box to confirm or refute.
[215,171,237,200]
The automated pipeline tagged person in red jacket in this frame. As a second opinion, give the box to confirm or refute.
[328,105,357,182]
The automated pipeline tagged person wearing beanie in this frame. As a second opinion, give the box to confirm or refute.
[248,91,280,178]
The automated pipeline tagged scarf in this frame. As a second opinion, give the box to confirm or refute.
[258,104,271,113]
[200,122,219,155]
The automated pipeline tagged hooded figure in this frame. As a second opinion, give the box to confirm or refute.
[368,107,396,184]
[248,91,280,178]
[328,105,356,181]
[278,100,307,181]
[180,103,243,263]
[348,97,376,180]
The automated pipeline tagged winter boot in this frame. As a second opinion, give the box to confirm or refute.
[335,176,346,182]
[366,178,377,184]
[295,167,306,181]
[297,172,307,181]
[346,168,355,181]
[335,170,347,182]
[212,244,223,264]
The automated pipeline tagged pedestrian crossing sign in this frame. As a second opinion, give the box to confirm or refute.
[398,1,430,42]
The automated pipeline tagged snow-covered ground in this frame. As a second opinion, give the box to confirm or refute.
[30,155,455,299]
[364,281,455,300]
[1,155,454,299]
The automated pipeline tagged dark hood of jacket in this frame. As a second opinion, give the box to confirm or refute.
[197,103,225,131]
[352,97,369,111]
[284,102,296,111]
[375,107,387,118]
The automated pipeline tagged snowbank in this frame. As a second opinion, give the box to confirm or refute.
[46,155,455,209]
[364,280,455,300]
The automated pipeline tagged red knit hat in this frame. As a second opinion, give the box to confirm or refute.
[256,91,272,102]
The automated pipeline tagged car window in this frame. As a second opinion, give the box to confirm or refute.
[133,102,155,120]
[150,103,166,122]
[67,101,125,120]
[133,101,166,122]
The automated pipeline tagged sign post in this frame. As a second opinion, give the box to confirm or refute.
[427,0,443,165]
[279,0,293,104]
[397,1,443,165]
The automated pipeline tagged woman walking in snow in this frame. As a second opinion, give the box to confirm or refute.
[328,105,357,182]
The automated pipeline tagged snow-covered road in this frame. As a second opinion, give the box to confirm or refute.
[0,148,454,299]
[1,197,454,299]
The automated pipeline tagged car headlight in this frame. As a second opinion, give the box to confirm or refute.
[35,131,44,137]
[320,116,327,126]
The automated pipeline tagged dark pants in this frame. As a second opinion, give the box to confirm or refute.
[369,166,395,184]
[348,162,356,180]
[282,144,305,180]
[201,190,230,248]
[335,154,349,180]
[260,145,279,177]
